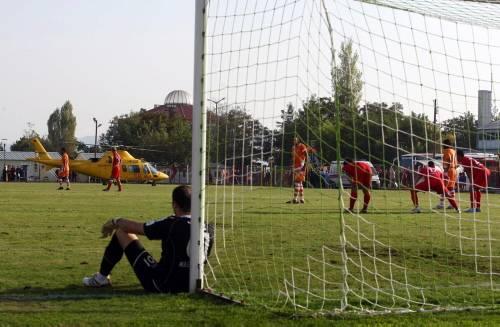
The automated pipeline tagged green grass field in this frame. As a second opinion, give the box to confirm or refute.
[1,183,500,326]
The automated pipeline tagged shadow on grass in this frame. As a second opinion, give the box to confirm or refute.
[0,284,149,302]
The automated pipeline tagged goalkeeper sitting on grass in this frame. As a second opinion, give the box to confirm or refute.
[82,185,213,293]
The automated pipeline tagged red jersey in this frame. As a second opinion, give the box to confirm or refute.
[459,156,490,179]
[417,166,443,186]
[343,161,372,187]
[111,151,122,179]
[112,151,121,168]
[459,156,490,187]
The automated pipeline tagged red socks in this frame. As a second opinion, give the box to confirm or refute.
[475,191,481,209]
[363,192,371,208]
[350,189,357,210]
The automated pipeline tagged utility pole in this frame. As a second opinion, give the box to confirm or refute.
[433,99,438,158]
[92,118,102,159]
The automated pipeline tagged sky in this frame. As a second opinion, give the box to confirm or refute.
[0,0,194,148]
[1,0,499,151]
[203,0,499,136]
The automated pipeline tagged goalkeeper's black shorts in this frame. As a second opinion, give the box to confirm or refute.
[124,240,189,293]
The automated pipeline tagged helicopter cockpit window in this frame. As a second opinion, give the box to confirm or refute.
[129,165,141,173]
[143,165,151,175]
[146,164,158,175]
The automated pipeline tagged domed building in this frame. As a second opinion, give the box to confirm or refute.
[164,90,192,107]
[148,90,194,122]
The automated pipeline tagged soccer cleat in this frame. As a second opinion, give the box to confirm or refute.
[411,207,421,214]
[447,205,454,210]
[57,186,64,190]
[476,208,481,213]
[464,208,477,213]
[286,199,299,204]
[299,199,305,204]
[66,187,71,191]
[455,208,461,214]
[434,204,444,209]
[82,273,111,288]
[359,208,368,214]
[343,208,354,214]
[103,188,110,192]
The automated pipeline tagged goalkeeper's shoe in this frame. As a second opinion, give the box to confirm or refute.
[286,199,299,204]
[57,186,64,190]
[82,273,111,288]
[299,199,305,204]
[434,204,445,209]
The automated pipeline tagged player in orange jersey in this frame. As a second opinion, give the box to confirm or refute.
[58,147,71,190]
[286,137,308,204]
[436,139,458,209]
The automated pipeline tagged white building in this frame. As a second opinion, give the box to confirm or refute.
[477,90,500,153]
[1,151,105,182]
[1,151,61,182]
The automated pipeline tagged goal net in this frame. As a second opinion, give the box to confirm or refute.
[194,0,500,314]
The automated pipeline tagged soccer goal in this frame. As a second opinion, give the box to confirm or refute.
[191,0,500,314]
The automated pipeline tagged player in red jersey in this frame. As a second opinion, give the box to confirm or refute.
[287,137,308,204]
[457,150,491,213]
[410,161,459,213]
[103,147,123,192]
[342,158,372,213]
[58,147,71,190]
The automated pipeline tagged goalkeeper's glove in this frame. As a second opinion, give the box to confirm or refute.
[101,218,120,238]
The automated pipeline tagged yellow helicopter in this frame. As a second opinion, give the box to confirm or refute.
[28,138,169,185]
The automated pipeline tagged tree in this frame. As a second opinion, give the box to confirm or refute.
[208,107,275,167]
[333,39,363,160]
[102,111,192,164]
[47,101,77,154]
[334,39,363,116]
[275,39,363,165]
[11,123,47,151]
[76,141,92,153]
[358,102,404,164]
[442,112,477,149]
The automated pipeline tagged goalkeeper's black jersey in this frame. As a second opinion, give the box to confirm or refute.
[143,215,213,289]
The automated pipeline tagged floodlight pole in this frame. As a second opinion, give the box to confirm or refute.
[208,97,225,183]
[190,0,208,293]
[93,118,102,159]
[208,98,225,118]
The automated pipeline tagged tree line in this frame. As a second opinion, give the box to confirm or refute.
[11,40,480,167]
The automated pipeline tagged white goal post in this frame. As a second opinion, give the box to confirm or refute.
[190,0,208,293]
[191,0,500,314]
